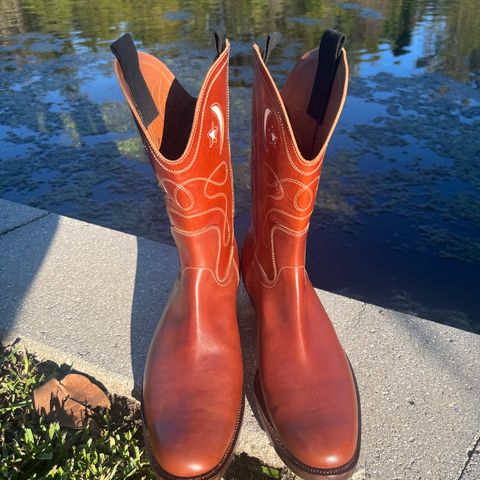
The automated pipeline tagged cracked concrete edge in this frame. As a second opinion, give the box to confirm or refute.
[0,199,49,235]
[458,433,480,480]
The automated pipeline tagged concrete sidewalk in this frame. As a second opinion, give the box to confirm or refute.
[1,198,479,480]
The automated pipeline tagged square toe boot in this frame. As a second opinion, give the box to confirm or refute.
[241,30,360,480]
[111,34,244,480]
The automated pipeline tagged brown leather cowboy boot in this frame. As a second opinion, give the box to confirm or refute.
[241,30,360,479]
[111,33,244,479]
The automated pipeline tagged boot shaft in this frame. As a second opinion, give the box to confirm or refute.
[112,36,236,281]
[248,33,349,281]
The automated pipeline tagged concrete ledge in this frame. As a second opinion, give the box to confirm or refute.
[1,199,479,479]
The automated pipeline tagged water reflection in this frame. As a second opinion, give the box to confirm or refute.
[0,0,479,330]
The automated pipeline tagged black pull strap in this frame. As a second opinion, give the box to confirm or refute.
[262,32,281,64]
[110,33,159,128]
[306,29,346,124]
[213,26,227,59]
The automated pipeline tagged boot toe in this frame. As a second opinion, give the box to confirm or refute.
[148,437,222,478]
[145,414,237,479]
[278,419,359,471]
[154,448,218,479]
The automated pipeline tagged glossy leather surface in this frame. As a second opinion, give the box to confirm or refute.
[114,42,243,479]
[241,44,360,477]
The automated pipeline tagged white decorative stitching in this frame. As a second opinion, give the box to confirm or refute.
[159,159,230,246]
[182,261,239,287]
[174,225,235,285]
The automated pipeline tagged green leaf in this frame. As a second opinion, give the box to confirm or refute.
[48,422,57,440]
[261,466,280,478]
[23,351,29,375]
[24,428,34,446]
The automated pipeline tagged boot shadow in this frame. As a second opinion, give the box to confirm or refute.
[130,236,178,399]
[226,452,286,480]
[237,282,264,431]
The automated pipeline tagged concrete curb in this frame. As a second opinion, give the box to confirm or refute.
[1,199,479,479]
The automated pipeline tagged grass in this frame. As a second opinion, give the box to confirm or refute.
[0,342,289,480]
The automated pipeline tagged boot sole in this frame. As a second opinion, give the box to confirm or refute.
[141,391,245,480]
[253,370,361,480]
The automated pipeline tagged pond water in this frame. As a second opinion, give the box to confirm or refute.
[1,0,479,331]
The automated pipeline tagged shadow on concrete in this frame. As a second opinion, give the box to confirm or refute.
[129,235,177,399]
[0,213,58,342]
[226,452,289,480]
[237,285,264,429]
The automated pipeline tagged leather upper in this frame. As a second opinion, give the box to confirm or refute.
[242,44,359,472]
[114,41,243,478]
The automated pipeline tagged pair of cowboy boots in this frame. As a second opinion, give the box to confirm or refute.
[111,30,360,480]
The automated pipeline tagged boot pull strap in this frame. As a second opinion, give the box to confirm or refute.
[262,32,281,64]
[213,26,227,59]
[110,33,159,128]
[307,29,346,124]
